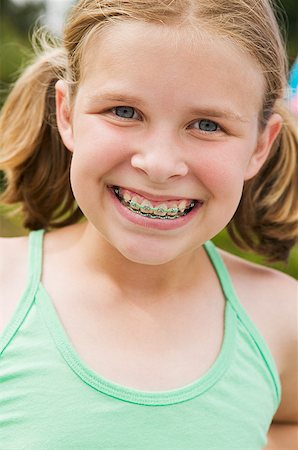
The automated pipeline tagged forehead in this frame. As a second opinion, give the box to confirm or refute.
[78,20,265,114]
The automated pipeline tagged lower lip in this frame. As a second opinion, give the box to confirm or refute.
[108,188,203,231]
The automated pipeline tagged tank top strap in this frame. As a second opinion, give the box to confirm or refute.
[0,229,45,355]
[203,239,281,404]
[203,240,240,308]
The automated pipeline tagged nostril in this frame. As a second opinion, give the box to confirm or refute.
[131,153,188,181]
[175,162,188,177]
[131,154,147,172]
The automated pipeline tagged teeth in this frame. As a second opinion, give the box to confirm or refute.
[178,200,187,213]
[123,191,132,203]
[140,199,153,214]
[154,203,168,216]
[130,196,140,210]
[113,186,197,218]
[167,204,178,216]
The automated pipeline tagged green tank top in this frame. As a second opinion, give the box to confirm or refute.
[0,230,281,449]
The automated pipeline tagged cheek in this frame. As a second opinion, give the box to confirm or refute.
[193,156,245,191]
[72,117,132,174]
[190,143,253,199]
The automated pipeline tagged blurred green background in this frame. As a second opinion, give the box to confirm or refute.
[0,0,297,278]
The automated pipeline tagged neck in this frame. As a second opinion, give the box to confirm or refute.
[74,222,209,301]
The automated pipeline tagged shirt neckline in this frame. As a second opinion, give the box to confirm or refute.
[35,240,237,406]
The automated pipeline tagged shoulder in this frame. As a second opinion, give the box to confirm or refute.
[218,249,297,354]
[219,248,297,304]
[219,248,298,423]
[0,235,29,333]
[0,234,29,275]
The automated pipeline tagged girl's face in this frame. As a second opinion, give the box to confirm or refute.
[56,21,281,265]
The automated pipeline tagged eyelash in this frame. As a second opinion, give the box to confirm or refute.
[109,105,222,133]
[110,106,141,120]
[188,119,221,134]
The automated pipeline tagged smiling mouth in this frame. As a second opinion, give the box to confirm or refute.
[111,186,201,220]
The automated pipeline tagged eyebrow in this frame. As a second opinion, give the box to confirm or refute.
[189,107,249,123]
[86,92,145,107]
[86,92,249,123]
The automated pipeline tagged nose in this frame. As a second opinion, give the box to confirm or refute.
[130,135,189,183]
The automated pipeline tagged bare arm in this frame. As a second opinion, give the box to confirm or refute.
[265,274,298,450]
[265,423,298,449]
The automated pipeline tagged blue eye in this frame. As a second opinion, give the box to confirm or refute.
[197,119,219,132]
[190,119,220,133]
[113,106,137,119]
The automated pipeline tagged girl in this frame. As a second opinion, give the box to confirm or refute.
[0,0,297,449]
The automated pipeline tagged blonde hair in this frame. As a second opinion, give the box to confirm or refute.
[0,0,297,260]
[0,40,82,229]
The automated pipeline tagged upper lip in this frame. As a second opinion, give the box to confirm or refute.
[111,185,196,202]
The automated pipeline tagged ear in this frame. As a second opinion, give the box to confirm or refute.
[55,80,74,152]
[244,113,282,180]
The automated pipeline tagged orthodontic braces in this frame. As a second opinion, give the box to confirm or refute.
[126,208,182,219]
[113,186,196,219]
[130,201,181,215]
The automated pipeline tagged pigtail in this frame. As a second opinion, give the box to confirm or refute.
[228,103,298,262]
[0,41,82,230]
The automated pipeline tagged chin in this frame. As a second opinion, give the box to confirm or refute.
[114,241,184,266]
